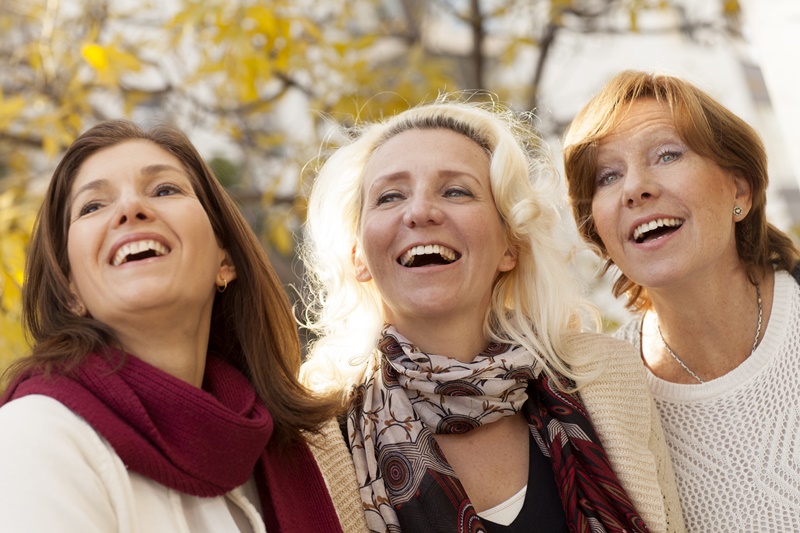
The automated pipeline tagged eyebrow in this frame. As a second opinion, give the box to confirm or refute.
[68,164,190,213]
[367,169,482,194]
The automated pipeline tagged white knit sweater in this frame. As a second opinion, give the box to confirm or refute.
[616,270,800,532]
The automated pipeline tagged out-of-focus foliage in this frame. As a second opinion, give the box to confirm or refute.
[0,0,743,369]
[0,188,36,368]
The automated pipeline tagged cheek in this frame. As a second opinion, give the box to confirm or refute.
[590,198,613,240]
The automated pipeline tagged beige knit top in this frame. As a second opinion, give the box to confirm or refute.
[567,332,686,533]
[305,418,369,532]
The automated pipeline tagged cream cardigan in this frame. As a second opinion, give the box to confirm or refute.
[0,395,368,533]
[567,332,686,533]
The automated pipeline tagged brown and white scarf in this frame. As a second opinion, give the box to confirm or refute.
[347,326,647,533]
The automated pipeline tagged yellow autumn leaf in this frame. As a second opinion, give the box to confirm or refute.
[82,43,109,70]
[268,218,294,257]
[0,94,26,130]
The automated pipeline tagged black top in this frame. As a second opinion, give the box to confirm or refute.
[481,433,568,533]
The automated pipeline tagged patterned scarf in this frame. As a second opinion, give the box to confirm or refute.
[348,326,647,533]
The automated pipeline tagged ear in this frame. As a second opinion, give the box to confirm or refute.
[352,244,373,283]
[217,250,237,285]
[68,280,87,317]
[498,245,518,273]
[733,171,753,217]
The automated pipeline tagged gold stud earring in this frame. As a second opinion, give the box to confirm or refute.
[733,205,743,217]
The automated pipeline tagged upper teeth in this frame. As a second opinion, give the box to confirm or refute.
[633,218,683,242]
[399,244,457,266]
[112,240,169,266]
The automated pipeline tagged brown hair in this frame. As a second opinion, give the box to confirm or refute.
[563,70,800,310]
[7,120,338,447]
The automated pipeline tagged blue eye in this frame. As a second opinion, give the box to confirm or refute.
[596,171,621,187]
[78,202,102,217]
[658,150,682,164]
[376,192,403,205]
[154,183,181,197]
[444,187,472,198]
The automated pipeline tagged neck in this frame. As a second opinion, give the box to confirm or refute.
[642,268,773,383]
[389,314,490,362]
[110,309,213,388]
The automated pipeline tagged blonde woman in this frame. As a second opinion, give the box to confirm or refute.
[301,100,684,532]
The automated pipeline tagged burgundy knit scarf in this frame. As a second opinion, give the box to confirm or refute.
[1,349,342,533]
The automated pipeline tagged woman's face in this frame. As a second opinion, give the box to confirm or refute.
[66,140,234,329]
[355,128,516,330]
[591,99,750,290]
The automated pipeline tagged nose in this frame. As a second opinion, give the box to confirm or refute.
[402,194,443,228]
[622,166,660,207]
[113,192,152,227]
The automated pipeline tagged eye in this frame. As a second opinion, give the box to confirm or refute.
[376,191,404,205]
[77,201,103,217]
[596,169,621,187]
[153,183,183,197]
[443,187,473,198]
[658,150,682,164]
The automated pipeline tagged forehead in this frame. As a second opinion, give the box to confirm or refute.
[71,140,187,193]
[599,99,677,146]
[364,128,490,181]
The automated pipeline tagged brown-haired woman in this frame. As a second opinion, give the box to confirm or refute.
[0,120,367,532]
[563,70,800,532]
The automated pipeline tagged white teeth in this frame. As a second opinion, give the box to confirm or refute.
[633,218,683,242]
[399,244,458,267]
[112,239,170,266]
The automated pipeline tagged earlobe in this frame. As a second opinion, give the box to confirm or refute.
[218,250,237,283]
[68,281,87,317]
[353,245,373,283]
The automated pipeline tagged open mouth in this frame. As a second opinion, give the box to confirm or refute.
[632,218,683,244]
[398,244,460,267]
[111,240,171,266]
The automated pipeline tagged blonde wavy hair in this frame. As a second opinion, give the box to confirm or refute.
[300,98,598,396]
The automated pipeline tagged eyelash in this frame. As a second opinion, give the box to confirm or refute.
[595,148,683,188]
[657,149,682,163]
[375,187,473,205]
[76,183,183,217]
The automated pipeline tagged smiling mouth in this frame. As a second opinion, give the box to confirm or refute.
[632,218,684,244]
[111,240,171,266]
[398,244,460,267]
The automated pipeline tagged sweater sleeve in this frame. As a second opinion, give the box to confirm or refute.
[304,418,369,532]
[0,395,126,533]
[566,332,686,533]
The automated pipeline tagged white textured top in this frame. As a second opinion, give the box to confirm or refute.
[616,270,800,532]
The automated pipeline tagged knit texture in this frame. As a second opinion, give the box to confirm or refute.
[616,270,800,532]
[567,332,686,533]
[305,418,369,532]
[2,350,344,533]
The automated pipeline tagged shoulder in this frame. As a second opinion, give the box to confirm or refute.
[563,330,644,377]
[0,394,106,452]
[0,395,129,531]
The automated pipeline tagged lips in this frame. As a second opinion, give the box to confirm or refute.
[632,217,683,243]
[398,244,460,267]
[110,238,171,266]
